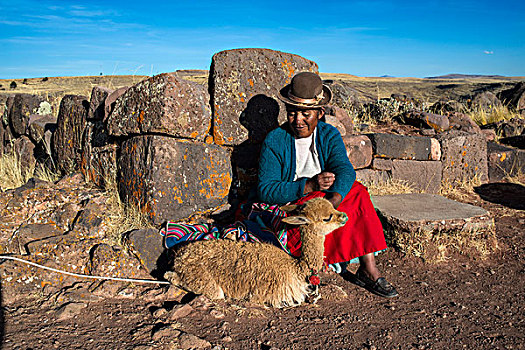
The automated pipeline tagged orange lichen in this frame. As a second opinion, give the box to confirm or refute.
[248,78,254,87]
[190,131,199,138]
[214,127,225,145]
[281,59,295,82]
[500,153,507,162]
[138,110,145,124]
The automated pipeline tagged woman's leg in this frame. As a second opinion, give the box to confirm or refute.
[358,253,381,280]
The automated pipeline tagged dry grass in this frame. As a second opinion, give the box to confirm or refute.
[364,178,417,196]
[468,105,522,127]
[440,174,484,201]
[103,181,155,247]
[503,167,525,186]
[390,225,498,263]
[0,152,59,191]
[0,153,31,191]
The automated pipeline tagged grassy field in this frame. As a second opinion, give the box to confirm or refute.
[1,71,523,117]
[320,72,525,102]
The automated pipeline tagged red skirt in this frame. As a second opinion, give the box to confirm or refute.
[286,181,387,265]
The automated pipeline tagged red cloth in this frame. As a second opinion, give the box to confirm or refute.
[286,181,387,265]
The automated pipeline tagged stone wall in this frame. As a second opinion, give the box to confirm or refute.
[2,48,524,227]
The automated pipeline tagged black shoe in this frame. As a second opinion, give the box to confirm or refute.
[352,269,399,298]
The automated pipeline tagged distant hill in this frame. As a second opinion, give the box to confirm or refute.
[425,74,506,80]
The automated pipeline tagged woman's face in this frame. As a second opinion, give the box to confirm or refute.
[286,107,323,138]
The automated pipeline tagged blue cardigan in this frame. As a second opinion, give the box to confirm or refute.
[257,121,356,205]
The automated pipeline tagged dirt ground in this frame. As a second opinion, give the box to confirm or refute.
[1,184,523,350]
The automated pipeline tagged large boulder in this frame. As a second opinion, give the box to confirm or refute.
[437,130,488,184]
[402,111,450,132]
[13,135,36,176]
[324,105,354,135]
[342,135,373,169]
[497,82,525,112]
[487,142,525,181]
[448,112,482,134]
[471,91,502,112]
[210,48,318,145]
[118,136,232,225]
[51,95,89,175]
[8,94,49,136]
[87,86,114,121]
[80,120,117,189]
[107,74,210,141]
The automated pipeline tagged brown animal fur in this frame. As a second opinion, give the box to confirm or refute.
[164,198,348,307]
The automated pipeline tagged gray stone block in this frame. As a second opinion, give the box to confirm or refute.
[210,48,318,145]
[372,158,393,171]
[355,168,390,184]
[437,130,488,184]
[127,228,165,274]
[391,160,442,194]
[368,133,438,160]
[87,86,113,120]
[27,114,56,144]
[51,94,89,175]
[487,142,525,182]
[108,73,211,141]
[373,193,496,261]
[118,136,232,225]
[8,94,47,136]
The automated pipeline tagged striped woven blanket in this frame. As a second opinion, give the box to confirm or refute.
[161,203,298,256]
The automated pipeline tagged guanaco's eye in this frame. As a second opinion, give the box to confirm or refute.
[323,214,333,222]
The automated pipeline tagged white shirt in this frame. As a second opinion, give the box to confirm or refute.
[294,129,321,180]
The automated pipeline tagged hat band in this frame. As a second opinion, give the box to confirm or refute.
[287,90,324,105]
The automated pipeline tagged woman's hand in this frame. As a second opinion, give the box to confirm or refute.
[304,172,336,194]
[324,192,342,209]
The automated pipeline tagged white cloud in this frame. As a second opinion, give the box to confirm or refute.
[484,50,494,54]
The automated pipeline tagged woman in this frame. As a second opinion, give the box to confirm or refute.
[257,72,398,298]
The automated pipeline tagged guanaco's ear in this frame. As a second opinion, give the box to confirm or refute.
[281,215,311,225]
[280,203,305,213]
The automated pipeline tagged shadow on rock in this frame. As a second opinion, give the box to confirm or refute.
[228,94,280,205]
[475,183,525,210]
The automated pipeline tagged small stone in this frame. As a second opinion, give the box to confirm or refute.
[165,285,188,302]
[210,309,225,319]
[420,128,436,136]
[169,304,194,320]
[222,335,233,342]
[55,302,88,321]
[151,324,182,341]
[152,308,168,318]
[178,332,211,349]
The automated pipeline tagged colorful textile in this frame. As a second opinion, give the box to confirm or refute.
[162,181,386,266]
[162,203,292,253]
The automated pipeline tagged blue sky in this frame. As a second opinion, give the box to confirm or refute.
[1,0,524,79]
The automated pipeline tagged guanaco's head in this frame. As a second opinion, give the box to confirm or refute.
[280,197,348,236]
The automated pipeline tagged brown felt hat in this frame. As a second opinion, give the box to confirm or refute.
[278,72,332,108]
